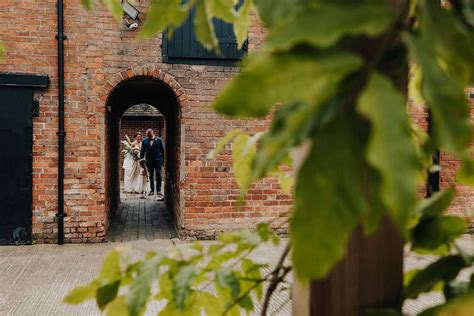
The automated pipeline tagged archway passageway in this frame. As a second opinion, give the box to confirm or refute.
[104,76,182,241]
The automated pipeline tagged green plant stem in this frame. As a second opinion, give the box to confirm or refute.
[221,243,292,315]
[199,247,256,292]
[260,243,292,316]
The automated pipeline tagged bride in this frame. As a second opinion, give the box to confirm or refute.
[122,132,148,194]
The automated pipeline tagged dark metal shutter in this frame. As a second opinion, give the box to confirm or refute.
[164,5,246,61]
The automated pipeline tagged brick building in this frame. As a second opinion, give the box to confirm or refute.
[0,1,471,244]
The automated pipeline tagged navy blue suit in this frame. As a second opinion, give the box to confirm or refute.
[140,137,165,193]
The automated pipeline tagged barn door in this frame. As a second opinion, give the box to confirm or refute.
[0,73,48,244]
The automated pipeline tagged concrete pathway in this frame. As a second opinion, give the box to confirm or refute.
[0,201,472,316]
[0,240,290,315]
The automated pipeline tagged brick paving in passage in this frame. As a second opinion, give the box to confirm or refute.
[107,194,177,242]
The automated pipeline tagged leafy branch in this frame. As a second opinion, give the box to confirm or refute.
[260,243,292,316]
[66,0,474,314]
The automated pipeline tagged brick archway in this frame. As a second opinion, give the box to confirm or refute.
[101,67,187,235]
[99,66,188,106]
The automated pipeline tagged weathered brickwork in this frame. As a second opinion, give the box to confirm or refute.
[0,1,290,243]
[439,90,474,232]
[408,91,474,232]
[0,1,471,243]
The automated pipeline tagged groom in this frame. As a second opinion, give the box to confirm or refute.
[140,128,165,199]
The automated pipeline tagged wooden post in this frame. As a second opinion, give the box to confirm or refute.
[307,220,403,315]
[292,1,407,314]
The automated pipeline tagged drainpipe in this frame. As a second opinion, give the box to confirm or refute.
[427,110,440,197]
[56,0,66,245]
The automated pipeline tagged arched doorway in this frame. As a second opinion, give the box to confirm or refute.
[104,75,182,240]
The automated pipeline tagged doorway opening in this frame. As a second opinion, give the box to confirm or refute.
[119,103,165,197]
[104,76,181,241]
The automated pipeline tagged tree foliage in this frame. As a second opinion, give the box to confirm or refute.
[62,0,474,314]
[65,224,289,315]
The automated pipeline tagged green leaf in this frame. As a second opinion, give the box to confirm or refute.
[156,273,173,301]
[266,3,395,51]
[240,258,264,300]
[208,129,243,159]
[252,102,318,180]
[232,133,256,193]
[172,265,198,310]
[97,279,121,311]
[405,269,444,292]
[207,251,239,270]
[408,64,425,105]
[216,270,240,300]
[105,296,129,316]
[291,112,368,279]
[357,73,420,230]
[99,249,122,281]
[404,33,473,155]
[238,295,254,313]
[214,50,362,117]
[253,0,308,27]
[411,216,467,252]
[415,187,455,218]
[208,0,238,23]
[361,167,386,235]
[138,0,189,39]
[457,158,474,186]
[159,298,201,316]
[194,292,223,315]
[404,255,467,299]
[81,0,93,10]
[234,0,253,48]
[419,0,474,83]
[444,279,473,301]
[102,0,123,21]
[278,171,293,195]
[194,0,218,51]
[419,291,474,316]
[255,222,271,242]
[127,256,160,316]
[63,282,99,304]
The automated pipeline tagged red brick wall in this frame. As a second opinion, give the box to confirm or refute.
[439,90,474,231]
[409,91,474,232]
[0,1,291,243]
[0,1,471,243]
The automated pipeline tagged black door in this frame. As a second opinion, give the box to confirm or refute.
[0,72,48,245]
[0,86,33,244]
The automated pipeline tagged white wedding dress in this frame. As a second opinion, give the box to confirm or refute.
[122,142,148,193]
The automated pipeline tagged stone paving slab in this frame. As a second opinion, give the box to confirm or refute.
[0,232,471,315]
[107,196,177,243]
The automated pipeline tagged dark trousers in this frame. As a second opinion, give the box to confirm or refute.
[146,161,162,193]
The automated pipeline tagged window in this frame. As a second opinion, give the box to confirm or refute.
[162,7,247,65]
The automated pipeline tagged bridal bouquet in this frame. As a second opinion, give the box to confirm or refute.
[121,135,140,161]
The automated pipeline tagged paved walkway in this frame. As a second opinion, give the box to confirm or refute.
[107,195,177,242]
[0,218,471,316]
[0,240,290,315]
